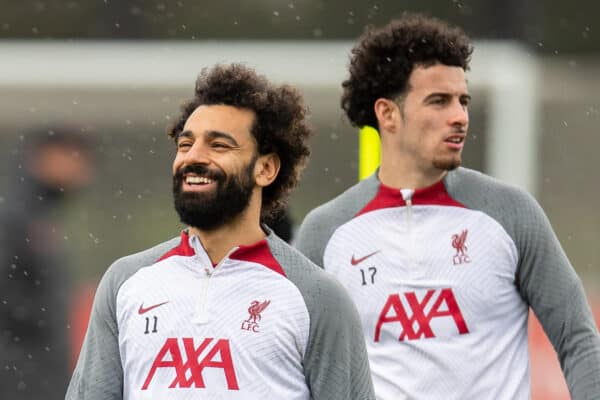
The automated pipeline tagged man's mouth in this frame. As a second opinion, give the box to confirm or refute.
[444,135,466,149]
[445,136,464,144]
[185,175,214,185]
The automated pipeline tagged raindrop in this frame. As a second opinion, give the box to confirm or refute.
[273,11,280,16]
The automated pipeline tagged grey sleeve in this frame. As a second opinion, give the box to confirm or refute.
[295,208,330,267]
[296,175,380,268]
[302,273,375,400]
[515,192,600,400]
[446,168,600,399]
[65,237,178,400]
[65,262,123,400]
[269,238,375,400]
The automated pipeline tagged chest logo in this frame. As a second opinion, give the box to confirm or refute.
[374,288,470,342]
[138,301,169,315]
[451,229,471,265]
[350,250,380,266]
[142,337,239,390]
[241,300,271,332]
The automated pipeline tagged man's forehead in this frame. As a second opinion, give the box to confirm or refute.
[182,104,256,135]
[408,64,468,93]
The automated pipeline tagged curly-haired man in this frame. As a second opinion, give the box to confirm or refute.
[296,13,600,399]
[67,64,375,400]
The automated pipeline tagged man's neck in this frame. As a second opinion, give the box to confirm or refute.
[378,157,447,190]
[188,209,265,265]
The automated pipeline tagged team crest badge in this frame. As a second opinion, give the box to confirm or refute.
[241,300,271,332]
[451,229,471,265]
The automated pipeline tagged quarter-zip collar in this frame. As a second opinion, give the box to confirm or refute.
[157,230,286,277]
[356,175,465,217]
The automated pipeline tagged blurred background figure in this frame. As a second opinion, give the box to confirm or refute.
[0,125,94,399]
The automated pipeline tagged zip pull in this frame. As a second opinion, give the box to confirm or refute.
[400,188,414,202]
[401,189,414,223]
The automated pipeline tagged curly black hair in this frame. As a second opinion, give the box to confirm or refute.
[341,13,473,129]
[168,63,312,222]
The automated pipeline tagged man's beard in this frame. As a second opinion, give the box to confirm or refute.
[172,159,256,231]
[432,154,462,171]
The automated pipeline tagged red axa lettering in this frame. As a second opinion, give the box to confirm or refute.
[374,288,469,342]
[142,337,239,391]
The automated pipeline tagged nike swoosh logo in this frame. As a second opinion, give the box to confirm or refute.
[350,250,380,266]
[138,301,169,315]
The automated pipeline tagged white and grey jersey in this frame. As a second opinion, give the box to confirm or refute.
[295,167,600,400]
[66,230,375,400]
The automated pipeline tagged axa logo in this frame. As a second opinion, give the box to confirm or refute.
[374,288,469,342]
[240,300,270,332]
[142,337,239,390]
[451,229,471,265]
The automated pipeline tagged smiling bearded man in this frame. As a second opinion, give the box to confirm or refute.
[66,63,375,400]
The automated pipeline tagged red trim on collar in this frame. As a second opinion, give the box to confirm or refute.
[157,231,196,262]
[356,180,465,217]
[229,240,286,277]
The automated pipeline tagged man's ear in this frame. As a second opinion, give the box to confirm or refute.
[374,97,401,133]
[254,153,281,188]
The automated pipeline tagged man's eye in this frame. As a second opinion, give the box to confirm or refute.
[177,142,192,149]
[212,142,230,149]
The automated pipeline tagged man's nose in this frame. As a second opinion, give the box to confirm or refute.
[449,101,468,128]
[182,142,211,165]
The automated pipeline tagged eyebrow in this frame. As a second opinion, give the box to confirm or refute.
[175,129,240,147]
[206,130,239,146]
[424,92,471,102]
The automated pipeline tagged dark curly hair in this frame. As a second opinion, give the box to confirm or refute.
[168,63,312,222]
[341,13,473,129]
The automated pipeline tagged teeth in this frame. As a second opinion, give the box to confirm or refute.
[448,137,462,143]
[186,176,213,184]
